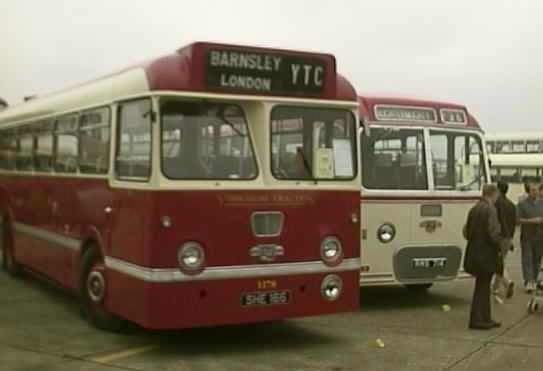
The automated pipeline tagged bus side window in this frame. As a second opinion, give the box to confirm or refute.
[16,125,34,171]
[116,99,152,180]
[55,115,79,173]
[34,120,54,172]
[0,128,17,170]
[79,108,111,174]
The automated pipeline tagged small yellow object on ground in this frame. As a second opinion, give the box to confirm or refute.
[90,345,157,364]
[441,304,451,312]
[370,338,385,348]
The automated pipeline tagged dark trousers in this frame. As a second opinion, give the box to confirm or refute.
[521,239,543,283]
[470,273,493,325]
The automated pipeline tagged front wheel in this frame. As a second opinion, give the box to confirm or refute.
[1,219,22,277]
[80,247,123,332]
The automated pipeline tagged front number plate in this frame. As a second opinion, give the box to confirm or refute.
[412,257,447,268]
[241,290,290,307]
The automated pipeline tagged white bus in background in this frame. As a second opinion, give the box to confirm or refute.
[358,95,490,290]
[485,132,543,155]
[486,133,543,202]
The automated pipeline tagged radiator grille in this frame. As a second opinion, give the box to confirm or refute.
[251,212,284,237]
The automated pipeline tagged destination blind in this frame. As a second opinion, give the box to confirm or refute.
[440,109,467,124]
[375,105,437,123]
[206,49,328,95]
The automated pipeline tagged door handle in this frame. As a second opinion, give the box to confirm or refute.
[104,206,113,214]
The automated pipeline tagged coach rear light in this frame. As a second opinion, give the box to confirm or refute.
[320,236,343,266]
[178,242,206,273]
[377,223,395,243]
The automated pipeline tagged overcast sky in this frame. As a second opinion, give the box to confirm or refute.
[1,0,542,133]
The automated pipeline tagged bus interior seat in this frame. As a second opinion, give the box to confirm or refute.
[211,155,239,178]
[399,153,417,167]
[373,153,394,188]
[163,155,209,178]
[374,153,393,167]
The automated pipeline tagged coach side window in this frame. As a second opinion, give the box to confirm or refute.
[0,129,17,170]
[80,108,110,174]
[117,99,152,180]
[55,115,79,173]
[16,126,34,171]
[35,120,54,172]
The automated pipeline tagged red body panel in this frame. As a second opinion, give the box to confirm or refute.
[113,190,360,268]
[0,174,360,328]
[109,270,359,329]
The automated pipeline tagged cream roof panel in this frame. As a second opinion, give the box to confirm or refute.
[0,68,149,126]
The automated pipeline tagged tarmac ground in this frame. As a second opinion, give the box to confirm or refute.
[0,249,542,371]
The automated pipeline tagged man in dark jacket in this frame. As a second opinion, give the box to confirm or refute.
[492,181,517,301]
[463,184,503,330]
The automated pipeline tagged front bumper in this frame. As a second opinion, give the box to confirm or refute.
[106,260,360,329]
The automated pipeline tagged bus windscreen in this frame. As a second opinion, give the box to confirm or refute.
[361,128,427,190]
[271,106,356,180]
[160,100,258,180]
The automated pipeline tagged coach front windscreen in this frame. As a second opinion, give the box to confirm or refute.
[271,107,356,180]
[429,130,486,191]
[361,128,486,191]
[361,128,427,190]
[160,100,257,180]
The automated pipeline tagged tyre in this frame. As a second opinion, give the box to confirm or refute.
[80,247,123,332]
[406,283,433,292]
[1,219,22,277]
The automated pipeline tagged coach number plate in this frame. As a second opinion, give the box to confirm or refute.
[241,290,290,307]
[412,257,447,268]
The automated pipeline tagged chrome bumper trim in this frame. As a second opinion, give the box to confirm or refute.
[105,256,361,283]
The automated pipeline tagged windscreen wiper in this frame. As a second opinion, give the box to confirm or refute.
[459,173,486,191]
[219,117,245,137]
[296,148,316,182]
[217,106,246,137]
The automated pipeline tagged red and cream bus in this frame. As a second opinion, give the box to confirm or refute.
[0,42,361,330]
[358,96,489,289]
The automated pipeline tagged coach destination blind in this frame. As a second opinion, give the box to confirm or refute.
[205,47,334,96]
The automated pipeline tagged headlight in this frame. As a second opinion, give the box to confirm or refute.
[177,242,205,273]
[377,223,395,243]
[320,274,343,301]
[320,236,343,266]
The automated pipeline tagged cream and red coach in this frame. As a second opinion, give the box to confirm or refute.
[358,95,490,290]
[0,42,361,330]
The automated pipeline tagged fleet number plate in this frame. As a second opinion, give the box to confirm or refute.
[241,290,290,307]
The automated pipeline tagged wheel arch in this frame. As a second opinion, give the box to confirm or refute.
[75,225,108,286]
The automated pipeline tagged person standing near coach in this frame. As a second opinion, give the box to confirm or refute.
[518,181,530,204]
[463,184,503,330]
[517,183,543,293]
[492,181,517,302]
